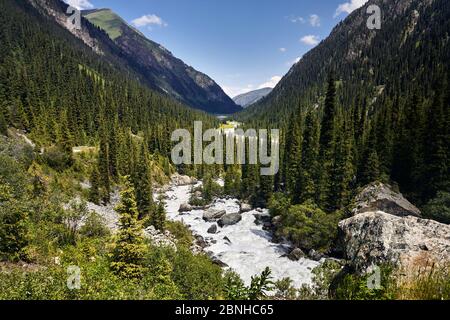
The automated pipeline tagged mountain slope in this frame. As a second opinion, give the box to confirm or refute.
[82,8,241,115]
[238,0,450,124]
[233,87,272,108]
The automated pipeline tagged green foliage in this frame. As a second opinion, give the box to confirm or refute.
[134,143,155,221]
[165,221,193,248]
[110,178,148,279]
[170,248,224,300]
[268,192,291,217]
[423,191,450,224]
[80,211,110,239]
[225,267,274,300]
[279,201,341,252]
[150,200,166,231]
[0,183,30,262]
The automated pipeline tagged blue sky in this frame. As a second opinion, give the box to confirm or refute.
[66,0,367,97]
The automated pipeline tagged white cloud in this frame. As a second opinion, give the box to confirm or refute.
[309,14,321,27]
[290,16,305,24]
[258,76,282,89]
[279,47,287,53]
[64,0,94,10]
[334,0,368,18]
[300,35,320,46]
[132,14,168,28]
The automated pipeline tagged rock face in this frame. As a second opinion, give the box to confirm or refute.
[203,209,226,222]
[352,182,421,217]
[218,213,242,227]
[339,211,450,273]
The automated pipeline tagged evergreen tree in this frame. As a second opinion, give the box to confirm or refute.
[89,166,101,205]
[360,127,380,185]
[317,74,338,208]
[152,200,166,231]
[299,112,320,203]
[328,119,355,210]
[98,131,111,204]
[422,87,448,200]
[134,143,155,221]
[285,106,303,203]
[0,111,7,136]
[111,177,147,279]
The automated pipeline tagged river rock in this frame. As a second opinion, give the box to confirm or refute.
[308,249,324,262]
[195,235,208,249]
[288,248,306,261]
[240,203,252,213]
[207,224,218,234]
[144,226,177,250]
[179,203,193,213]
[211,257,229,268]
[218,213,242,227]
[272,215,283,227]
[171,173,196,186]
[203,208,226,222]
[339,211,450,274]
[352,182,421,218]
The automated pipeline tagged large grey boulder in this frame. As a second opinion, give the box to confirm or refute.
[218,213,242,227]
[288,248,306,261]
[203,208,226,222]
[240,203,252,213]
[339,211,450,274]
[352,182,421,217]
[178,203,193,213]
[207,224,218,234]
[171,173,197,186]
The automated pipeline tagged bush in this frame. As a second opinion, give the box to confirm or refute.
[423,191,450,224]
[224,267,274,300]
[80,211,110,239]
[42,146,73,171]
[279,201,340,252]
[170,248,224,300]
[268,192,291,217]
[165,221,193,248]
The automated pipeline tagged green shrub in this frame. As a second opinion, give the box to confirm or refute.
[279,201,341,252]
[268,192,291,217]
[80,211,110,239]
[423,191,450,224]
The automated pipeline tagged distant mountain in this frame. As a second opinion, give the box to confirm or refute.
[238,0,450,123]
[233,88,272,108]
[82,8,241,114]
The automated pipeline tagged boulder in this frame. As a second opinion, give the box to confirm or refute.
[308,249,324,262]
[211,257,229,268]
[288,248,306,261]
[195,235,208,249]
[240,203,252,213]
[218,213,242,227]
[194,191,202,198]
[272,215,283,227]
[203,209,227,222]
[171,173,196,186]
[339,211,450,274]
[207,224,218,234]
[352,182,421,218]
[178,203,193,213]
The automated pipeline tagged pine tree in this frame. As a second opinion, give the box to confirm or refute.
[0,111,7,136]
[422,87,448,200]
[299,112,320,203]
[285,106,303,203]
[111,177,147,279]
[89,166,101,205]
[134,143,155,221]
[98,131,111,204]
[328,119,355,210]
[108,117,119,180]
[151,200,166,231]
[317,74,338,208]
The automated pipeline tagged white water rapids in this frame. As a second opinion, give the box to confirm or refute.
[163,183,320,288]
